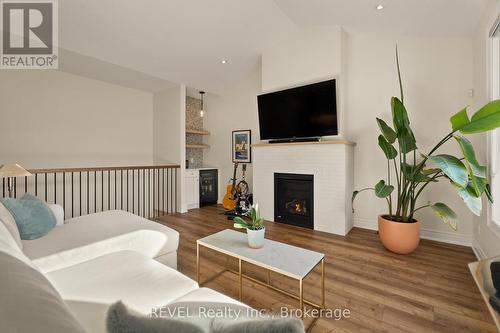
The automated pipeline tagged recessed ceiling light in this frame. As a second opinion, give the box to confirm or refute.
[221,59,227,64]
[376,4,384,10]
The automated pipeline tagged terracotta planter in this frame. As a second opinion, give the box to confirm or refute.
[378,215,420,254]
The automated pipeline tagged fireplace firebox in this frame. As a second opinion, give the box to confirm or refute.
[274,173,314,229]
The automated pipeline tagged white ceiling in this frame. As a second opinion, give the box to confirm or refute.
[59,49,176,92]
[274,0,490,37]
[59,0,295,94]
[57,0,491,94]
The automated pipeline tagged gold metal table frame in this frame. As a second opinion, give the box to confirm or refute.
[196,241,325,318]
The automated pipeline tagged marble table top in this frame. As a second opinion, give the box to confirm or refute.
[197,229,324,280]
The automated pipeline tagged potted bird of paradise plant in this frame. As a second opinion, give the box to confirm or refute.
[233,204,265,248]
[352,48,500,254]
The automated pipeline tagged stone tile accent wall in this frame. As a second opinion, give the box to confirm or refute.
[186,96,203,168]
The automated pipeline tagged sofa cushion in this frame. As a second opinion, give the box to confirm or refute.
[0,201,23,249]
[46,250,198,333]
[0,251,86,333]
[1,194,56,240]
[0,220,35,268]
[22,210,180,273]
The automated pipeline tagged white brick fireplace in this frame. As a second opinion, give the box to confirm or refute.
[252,141,355,236]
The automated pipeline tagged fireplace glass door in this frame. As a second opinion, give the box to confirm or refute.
[274,173,314,229]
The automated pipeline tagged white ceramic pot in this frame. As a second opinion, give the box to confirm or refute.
[247,227,265,249]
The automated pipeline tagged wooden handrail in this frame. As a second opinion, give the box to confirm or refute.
[27,164,180,174]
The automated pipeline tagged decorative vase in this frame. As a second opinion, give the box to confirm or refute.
[247,228,265,249]
[378,215,420,254]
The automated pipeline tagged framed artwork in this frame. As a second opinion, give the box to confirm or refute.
[232,130,252,163]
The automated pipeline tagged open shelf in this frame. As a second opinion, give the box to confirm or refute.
[186,144,210,149]
[186,129,210,135]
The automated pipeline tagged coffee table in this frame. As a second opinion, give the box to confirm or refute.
[196,229,325,315]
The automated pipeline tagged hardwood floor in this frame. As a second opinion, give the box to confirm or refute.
[156,205,495,333]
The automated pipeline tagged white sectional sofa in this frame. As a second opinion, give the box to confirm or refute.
[0,207,246,333]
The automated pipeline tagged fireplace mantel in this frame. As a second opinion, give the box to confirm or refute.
[253,142,354,236]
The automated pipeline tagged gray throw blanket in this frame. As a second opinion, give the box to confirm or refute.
[107,301,305,333]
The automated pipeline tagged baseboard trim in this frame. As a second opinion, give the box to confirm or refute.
[471,238,487,260]
[420,229,472,247]
[353,218,472,247]
[353,218,377,231]
[472,245,486,260]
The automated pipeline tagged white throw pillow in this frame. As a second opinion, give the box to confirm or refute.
[0,251,87,333]
[0,201,22,249]
[48,203,65,226]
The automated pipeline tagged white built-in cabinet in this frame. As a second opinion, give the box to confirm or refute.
[185,169,199,209]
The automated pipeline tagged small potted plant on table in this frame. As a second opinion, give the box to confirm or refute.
[353,48,500,255]
[233,204,265,248]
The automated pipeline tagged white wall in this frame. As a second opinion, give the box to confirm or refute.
[203,69,261,203]
[261,26,348,138]
[153,85,186,165]
[473,0,500,258]
[153,85,187,212]
[0,70,154,168]
[261,26,342,92]
[0,70,188,214]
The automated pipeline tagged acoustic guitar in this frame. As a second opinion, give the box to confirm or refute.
[223,162,239,210]
[236,164,250,213]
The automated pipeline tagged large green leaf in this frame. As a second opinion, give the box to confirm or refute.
[457,184,482,216]
[475,177,489,197]
[454,135,487,195]
[398,127,417,153]
[376,118,397,143]
[460,100,500,134]
[374,180,394,198]
[450,108,470,132]
[430,202,458,230]
[486,184,493,203]
[391,97,417,153]
[427,154,468,188]
[378,135,398,159]
[422,168,441,176]
[402,163,436,183]
[391,97,410,133]
[454,135,486,177]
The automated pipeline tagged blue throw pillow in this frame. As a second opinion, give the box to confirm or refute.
[1,194,56,240]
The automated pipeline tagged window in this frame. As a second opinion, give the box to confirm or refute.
[489,16,500,229]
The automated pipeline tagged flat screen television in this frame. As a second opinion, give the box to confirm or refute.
[257,79,338,141]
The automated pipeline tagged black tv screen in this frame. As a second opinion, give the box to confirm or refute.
[257,79,338,140]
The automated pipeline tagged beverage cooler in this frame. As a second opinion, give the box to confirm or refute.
[199,169,218,206]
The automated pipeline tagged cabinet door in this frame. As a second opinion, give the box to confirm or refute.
[186,175,199,209]
[199,169,218,206]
